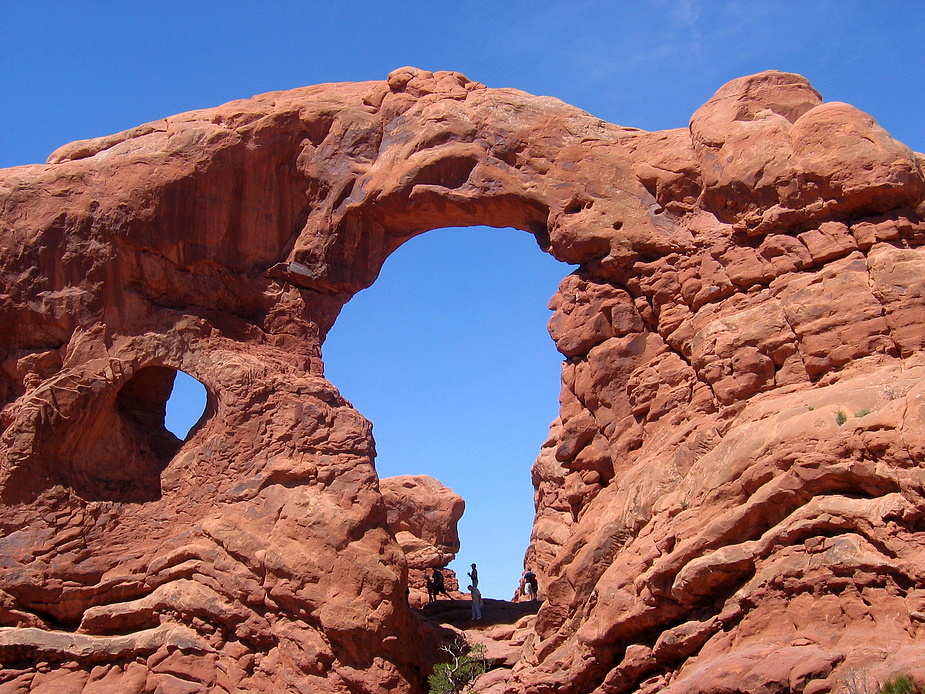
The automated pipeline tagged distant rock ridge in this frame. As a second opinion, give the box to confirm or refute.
[0,67,924,693]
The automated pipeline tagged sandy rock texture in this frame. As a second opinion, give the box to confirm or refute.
[1,67,924,693]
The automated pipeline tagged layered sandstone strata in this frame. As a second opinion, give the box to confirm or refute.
[0,68,923,693]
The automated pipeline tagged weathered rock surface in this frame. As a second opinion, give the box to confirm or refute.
[380,475,464,605]
[1,67,924,693]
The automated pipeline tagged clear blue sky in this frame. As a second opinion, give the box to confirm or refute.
[4,1,924,599]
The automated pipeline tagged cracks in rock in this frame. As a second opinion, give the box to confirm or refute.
[772,291,812,384]
[606,459,905,622]
[616,214,921,414]
[328,177,357,215]
[410,153,479,191]
[407,126,472,158]
[130,249,269,330]
[862,245,911,360]
[144,541,298,654]
[592,503,913,694]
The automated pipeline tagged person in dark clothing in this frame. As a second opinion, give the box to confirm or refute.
[426,574,437,603]
[431,568,450,599]
[467,563,479,589]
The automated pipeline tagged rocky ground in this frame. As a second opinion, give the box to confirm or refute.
[417,597,541,693]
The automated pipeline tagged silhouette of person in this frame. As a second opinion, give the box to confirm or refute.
[468,584,482,620]
[523,569,538,601]
[426,574,437,603]
[467,563,479,589]
[431,568,450,599]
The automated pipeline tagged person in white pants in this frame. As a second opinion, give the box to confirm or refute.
[468,584,482,620]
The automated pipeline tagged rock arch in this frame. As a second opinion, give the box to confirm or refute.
[0,67,924,693]
[323,223,566,602]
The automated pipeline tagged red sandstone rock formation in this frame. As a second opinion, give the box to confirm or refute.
[1,67,924,693]
[380,475,464,605]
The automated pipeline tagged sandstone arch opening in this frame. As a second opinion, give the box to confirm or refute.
[46,366,210,504]
[95,365,203,501]
[323,225,571,600]
[164,370,209,440]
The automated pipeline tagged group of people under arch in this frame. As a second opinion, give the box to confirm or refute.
[424,564,539,620]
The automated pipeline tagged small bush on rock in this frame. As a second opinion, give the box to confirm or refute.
[428,638,489,694]
[879,675,921,694]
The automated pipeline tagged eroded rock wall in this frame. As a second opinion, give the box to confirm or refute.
[518,74,925,694]
[0,68,923,693]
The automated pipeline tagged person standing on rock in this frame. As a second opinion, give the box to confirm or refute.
[523,569,538,602]
[467,563,479,589]
[468,584,482,620]
[431,567,450,599]
[426,573,437,603]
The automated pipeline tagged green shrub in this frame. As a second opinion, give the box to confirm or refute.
[428,640,489,694]
[879,675,921,694]
[836,410,848,426]
[856,408,872,417]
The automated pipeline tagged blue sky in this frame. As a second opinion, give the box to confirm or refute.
[5,1,924,599]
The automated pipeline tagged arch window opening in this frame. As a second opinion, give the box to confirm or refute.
[66,366,208,503]
[323,226,572,601]
[164,370,208,441]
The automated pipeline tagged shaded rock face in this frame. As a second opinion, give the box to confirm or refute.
[0,67,923,693]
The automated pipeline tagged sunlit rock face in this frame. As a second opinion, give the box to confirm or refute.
[380,475,465,605]
[1,67,924,693]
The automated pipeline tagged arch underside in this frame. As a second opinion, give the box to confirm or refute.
[0,67,924,693]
